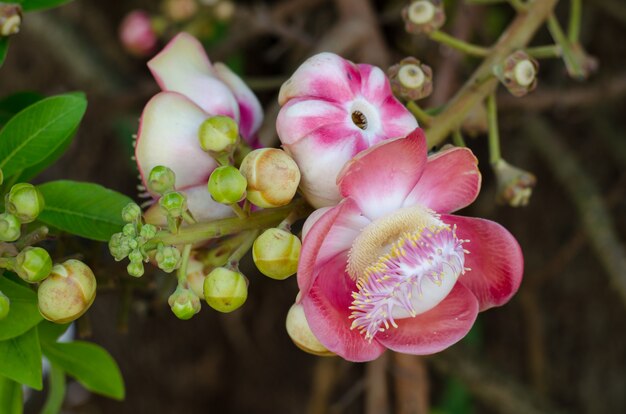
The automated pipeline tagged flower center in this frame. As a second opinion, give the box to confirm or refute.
[351,111,368,130]
[399,64,425,89]
[348,99,380,136]
[514,59,536,87]
[408,1,436,25]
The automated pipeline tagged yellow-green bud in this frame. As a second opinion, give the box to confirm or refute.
[127,261,144,278]
[208,166,247,204]
[185,257,206,298]
[37,260,97,324]
[15,247,53,283]
[239,148,301,208]
[402,0,445,35]
[168,287,201,320]
[155,245,181,273]
[6,183,45,223]
[148,165,176,195]
[286,300,334,357]
[121,203,142,223]
[128,249,144,263]
[0,290,9,320]
[109,233,131,261]
[140,224,157,239]
[159,191,187,218]
[203,267,247,313]
[198,115,239,154]
[252,228,301,280]
[0,3,22,37]
[0,213,20,242]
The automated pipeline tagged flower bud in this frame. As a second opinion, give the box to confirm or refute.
[168,287,201,320]
[119,10,157,57]
[5,183,45,223]
[127,261,145,278]
[140,223,157,239]
[493,159,537,207]
[208,166,247,204]
[0,213,20,242]
[402,0,445,35]
[0,290,10,320]
[155,245,181,273]
[185,257,206,298]
[121,203,142,223]
[252,228,301,280]
[109,233,132,261]
[147,165,176,195]
[198,115,239,155]
[203,267,247,313]
[163,0,198,22]
[0,3,22,37]
[493,51,539,97]
[15,247,52,283]
[122,223,136,237]
[37,260,97,324]
[388,57,433,101]
[566,43,598,81]
[286,300,334,357]
[128,249,144,263]
[159,191,187,218]
[239,148,301,208]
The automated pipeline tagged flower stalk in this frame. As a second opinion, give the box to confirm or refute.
[429,30,490,57]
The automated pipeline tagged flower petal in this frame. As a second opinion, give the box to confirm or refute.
[379,95,419,138]
[404,147,481,213]
[148,32,240,120]
[337,128,427,220]
[357,64,392,105]
[136,92,217,191]
[278,52,361,105]
[277,98,348,146]
[301,252,386,362]
[441,215,523,311]
[376,283,478,355]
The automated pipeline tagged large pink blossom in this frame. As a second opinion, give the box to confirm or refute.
[276,53,418,208]
[135,33,263,221]
[297,129,523,361]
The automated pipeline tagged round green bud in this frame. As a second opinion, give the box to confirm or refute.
[128,249,144,263]
[127,261,144,278]
[203,267,247,313]
[147,165,176,195]
[253,228,301,280]
[15,247,53,283]
[286,300,334,356]
[121,203,142,223]
[37,260,97,324]
[159,191,187,218]
[139,224,157,239]
[168,287,201,320]
[5,183,45,223]
[198,115,239,154]
[0,291,9,320]
[155,245,181,273]
[122,223,136,237]
[0,213,21,242]
[109,232,131,261]
[208,166,247,204]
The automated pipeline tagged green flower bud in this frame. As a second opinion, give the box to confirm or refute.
[147,165,176,195]
[121,203,142,223]
[128,249,144,263]
[139,224,157,239]
[493,159,537,207]
[185,257,206,298]
[252,228,301,280]
[15,247,53,283]
[388,57,433,101]
[203,267,247,313]
[168,287,201,320]
[402,0,445,35]
[122,223,136,237]
[0,291,9,320]
[127,261,144,278]
[208,166,247,204]
[198,115,239,154]
[0,213,20,242]
[286,299,334,357]
[5,183,45,223]
[109,233,131,261]
[0,3,22,37]
[155,245,181,273]
[159,191,187,218]
[239,148,301,208]
[37,260,97,324]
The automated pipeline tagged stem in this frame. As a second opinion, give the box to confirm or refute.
[177,244,192,285]
[407,101,433,126]
[429,30,490,57]
[226,230,259,268]
[452,129,467,147]
[0,257,15,271]
[486,93,501,166]
[41,363,66,414]
[568,0,582,44]
[525,45,561,59]
[547,14,585,79]
[230,203,247,219]
[182,211,197,225]
[508,0,529,12]
[15,226,49,250]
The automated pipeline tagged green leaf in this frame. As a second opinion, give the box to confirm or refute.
[0,38,8,70]
[0,328,42,390]
[0,276,43,341]
[0,375,22,414]
[37,180,133,241]
[37,321,70,344]
[0,92,44,128]
[16,0,75,12]
[0,93,87,179]
[41,364,65,414]
[42,341,124,400]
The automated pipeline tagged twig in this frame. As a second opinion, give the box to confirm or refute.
[392,354,429,414]
[365,352,390,414]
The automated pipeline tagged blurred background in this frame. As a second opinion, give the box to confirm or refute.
[1,0,625,413]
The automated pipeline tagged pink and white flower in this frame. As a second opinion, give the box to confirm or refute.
[135,32,263,221]
[276,53,418,208]
[296,129,523,361]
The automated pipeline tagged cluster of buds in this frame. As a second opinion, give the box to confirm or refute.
[494,51,539,98]
[402,0,445,35]
[388,57,433,101]
[493,159,537,207]
[0,183,45,242]
[0,3,22,37]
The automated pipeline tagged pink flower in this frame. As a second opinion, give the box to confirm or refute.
[276,53,418,208]
[119,10,158,57]
[135,33,263,221]
[297,129,523,361]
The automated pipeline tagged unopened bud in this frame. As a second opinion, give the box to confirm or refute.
[494,51,539,97]
[253,228,301,280]
[155,245,181,273]
[163,0,198,22]
[168,286,201,320]
[198,115,239,155]
[208,166,247,204]
[0,3,22,37]
[0,290,10,320]
[128,249,144,263]
[286,300,334,357]
[119,10,157,57]
[0,213,20,242]
[121,203,142,223]
[239,148,301,208]
[37,260,97,323]
[402,0,445,35]
[159,191,187,218]
[109,233,132,261]
[15,247,52,283]
[493,159,537,207]
[214,1,235,21]
[388,57,433,101]
[203,267,247,313]
[185,257,206,298]
[140,223,157,239]
[6,183,45,223]
[147,165,176,195]
[122,223,136,237]
[566,43,598,81]
[127,261,145,278]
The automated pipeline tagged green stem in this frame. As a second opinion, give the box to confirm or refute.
[182,211,197,225]
[177,244,192,285]
[525,45,561,59]
[568,0,582,44]
[41,363,66,414]
[486,94,501,166]
[429,30,491,57]
[407,101,433,126]
[508,0,529,12]
[452,130,467,148]
[15,226,49,250]
[230,203,247,219]
[226,230,259,269]
[547,14,585,79]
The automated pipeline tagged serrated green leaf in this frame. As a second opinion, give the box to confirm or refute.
[0,375,22,414]
[0,94,87,179]
[0,92,43,127]
[0,328,42,390]
[37,180,133,242]
[0,277,43,341]
[0,38,8,70]
[42,341,124,400]
[16,0,74,12]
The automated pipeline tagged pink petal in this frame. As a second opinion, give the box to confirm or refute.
[148,33,239,120]
[278,52,361,105]
[213,62,263,141]
[136,92,217,192]
[404,147,481,213]
[357,64,392,105]
[376,283,478,355]
[379,95,420,138]
[301,252,386,362]
[277,98,348,146]
[441,215,523,311]
[301,207,332,241]
[337,129,427,220]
